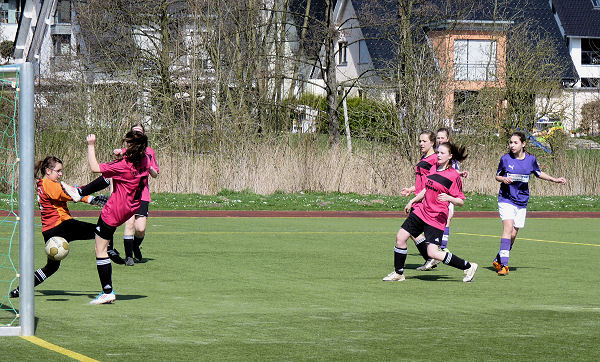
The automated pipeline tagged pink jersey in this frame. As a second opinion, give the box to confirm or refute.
[414,153,437,194]
[99,156,150,226]
[413,166,465,230]
[121,146,158,202]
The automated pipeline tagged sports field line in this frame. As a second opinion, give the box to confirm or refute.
[20,336,98,362]
[455,232,599,247]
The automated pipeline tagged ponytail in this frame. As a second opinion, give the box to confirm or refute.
[439,142,468,162]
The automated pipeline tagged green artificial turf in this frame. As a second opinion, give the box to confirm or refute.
[1,216,599,360]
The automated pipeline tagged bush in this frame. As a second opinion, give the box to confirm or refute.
[345,97,394,141]
[581,100,600,136]
[0,41,13,60]
[545,125,568,158]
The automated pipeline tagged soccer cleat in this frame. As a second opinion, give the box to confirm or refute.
[107,249,125,265]
[9,287,19,298]
[89,194,109,207]
[89,291,116,304]
[463,263,478,282]
[125,257,134,266]
[416,259,440,271]
[498,265,509,276]
[382,271,406,282]
[61,182,81,202]
[492,261,502,271]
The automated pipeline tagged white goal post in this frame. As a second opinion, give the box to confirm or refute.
[0,62,35,336]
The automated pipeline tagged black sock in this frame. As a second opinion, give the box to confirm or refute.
[134,235,144,248]
[133,236,144,259]
[123,236,134,258]
[394,246,408,274]
[34,260,61,286]
[443,252,471,270]
[414,237,429,261]
[78,176,110,197]
[96,257,112,294]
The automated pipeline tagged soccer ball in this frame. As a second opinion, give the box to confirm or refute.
[45,236,70,261]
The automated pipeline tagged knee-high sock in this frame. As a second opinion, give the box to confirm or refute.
[440,227,450,249]
[443,252,471,270]
[123,235,134,258]
[414,237,429,261]
[78,176,110,197]
[133,235,144,259]
[499,238,511,266]
[394,247,408,274]
[134,235,144,248]
[33,259,61,286]
[96,257,112,294]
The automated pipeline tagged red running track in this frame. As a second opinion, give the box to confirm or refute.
[51,210,600,218]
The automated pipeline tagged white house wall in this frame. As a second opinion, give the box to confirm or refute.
[334,0,376,96]
[536,88,600,131]
[569,37,600,84]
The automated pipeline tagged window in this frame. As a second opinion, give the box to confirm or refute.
[338,41,347,65]
[581,78,600,88]
[592,0,600,8]
[581,38,600,65]
[53,34,71,56]
[0,10,7,23]
[454,39,497,81]
[359,40,369,64]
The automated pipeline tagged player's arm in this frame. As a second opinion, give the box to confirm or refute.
[537,172,566,184]
[438,193,464,207]
[495,174,512,184]
[404,188,425,213]
[87,134,101,173]
[149,166,158,178]
[400,185,415,196]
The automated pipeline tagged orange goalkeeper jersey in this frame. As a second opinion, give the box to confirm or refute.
[37,178,89,231]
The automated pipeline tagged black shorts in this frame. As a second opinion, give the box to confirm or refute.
[401,212,444,246]
[95,215,117,240]
[134,201,150,217]
[42,218,97,242]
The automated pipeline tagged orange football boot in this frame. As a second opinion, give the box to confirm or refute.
[492,261,502,271]
[497,265,509,276]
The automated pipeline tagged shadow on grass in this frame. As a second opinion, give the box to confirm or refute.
[37,289,147,302]
[484,266,524,272]
[408,274,454,281]
[133,257,155,264]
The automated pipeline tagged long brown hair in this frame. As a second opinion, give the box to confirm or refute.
[122,131,148,166]
[439,142,468,162]
[34,156,62,179]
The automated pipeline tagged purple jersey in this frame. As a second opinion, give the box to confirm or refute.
[99,156,150,226]
[496,153,541,207]
[414,153,437,195]
[413,166,465,230]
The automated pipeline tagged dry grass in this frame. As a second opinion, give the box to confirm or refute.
[58,136,600,196]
